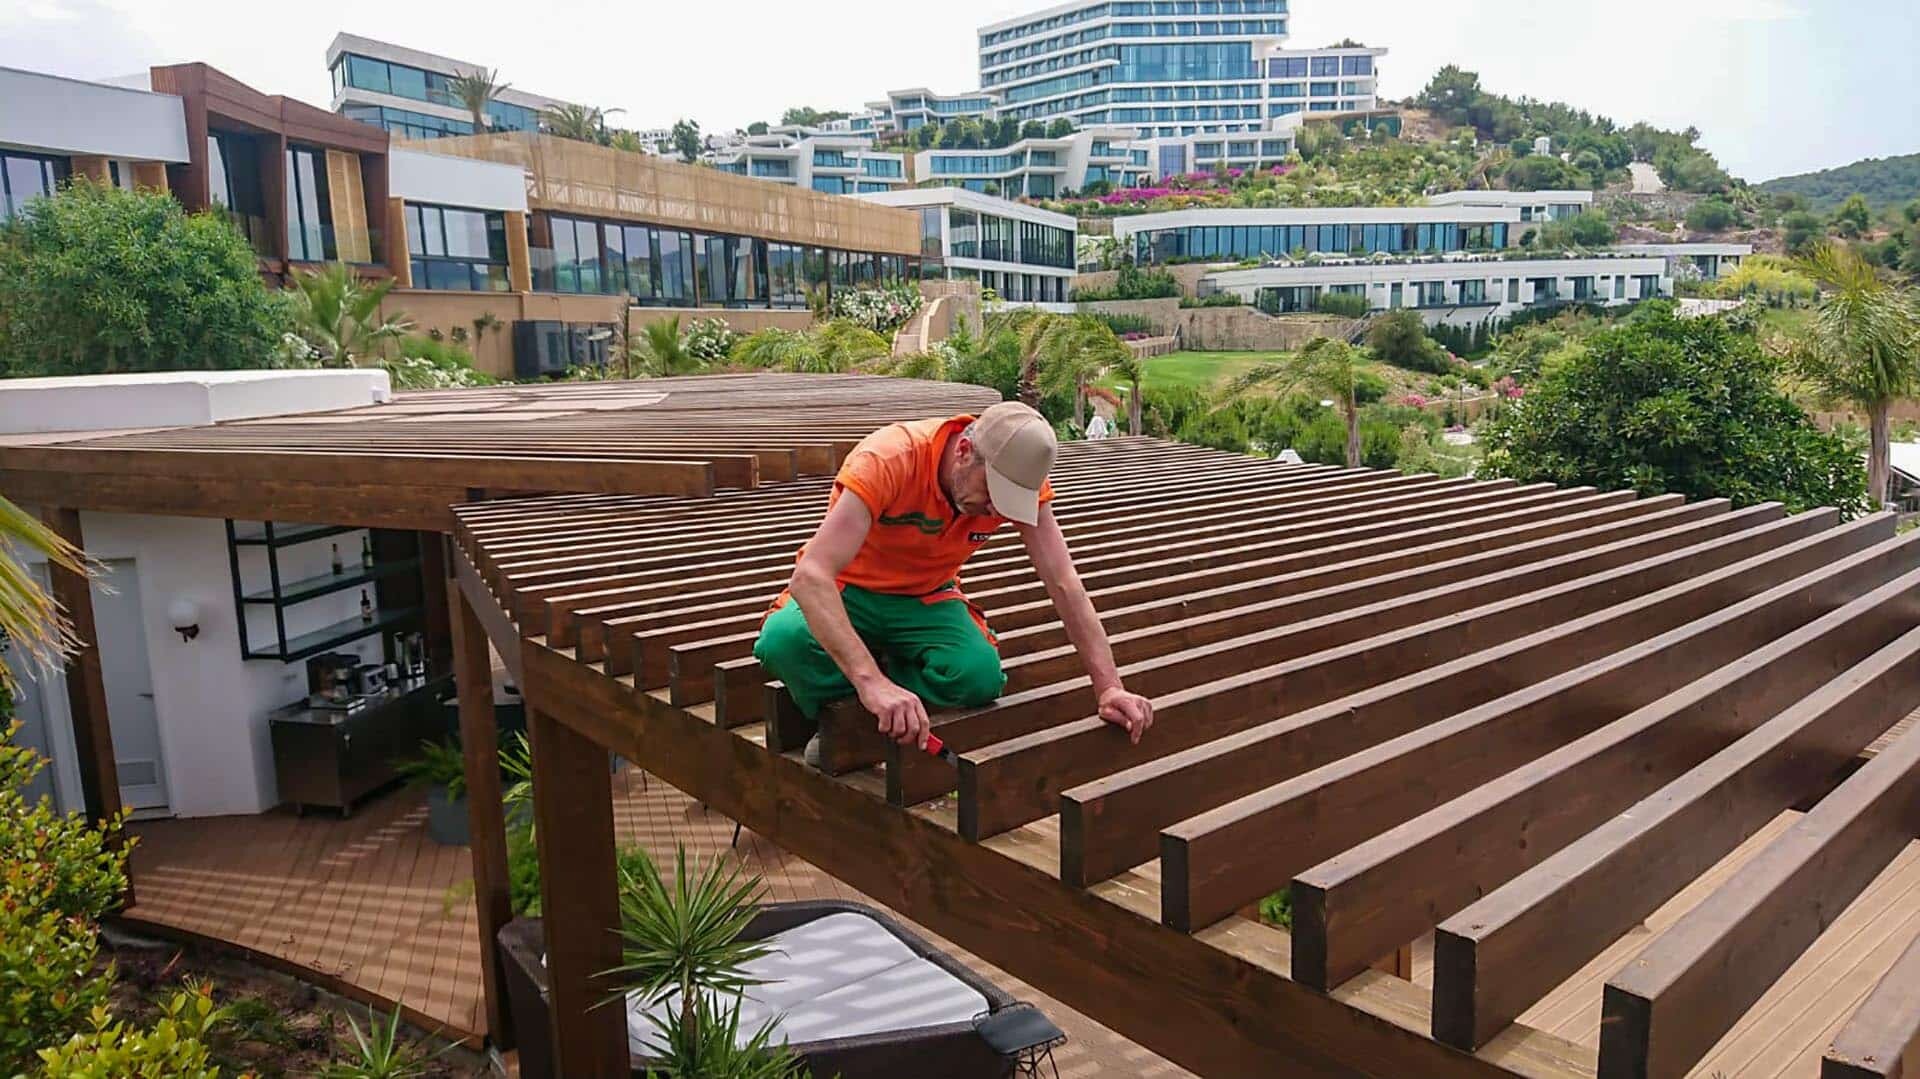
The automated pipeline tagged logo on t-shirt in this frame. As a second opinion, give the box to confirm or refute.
[967,531,993,543]
[878,511,947,536]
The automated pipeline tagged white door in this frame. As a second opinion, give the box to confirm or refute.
[93,560,169,814]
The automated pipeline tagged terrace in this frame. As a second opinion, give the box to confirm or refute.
[6,372,1919,1078]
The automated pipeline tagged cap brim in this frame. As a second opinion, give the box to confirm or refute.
[985,463,1041,526]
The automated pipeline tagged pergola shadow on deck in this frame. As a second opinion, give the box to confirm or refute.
[453,433,1920,1079]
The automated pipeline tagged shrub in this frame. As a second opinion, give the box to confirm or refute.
[1366,309,1451,373]
[1314,292,1370,318]
[34,984,232,1079]
[1072,263,1180,301]
[1178,293,1244,309]
[1352,368,1389,404]
[395,738,465,799]
[384,336,492,389]
[1089,312,1156,336]
[0,181,291,376]
[1685,197,1740,232]
[828,281,924,334]
[683,317,740,363]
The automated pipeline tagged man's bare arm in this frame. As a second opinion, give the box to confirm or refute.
[1018,505,1154,742]
[788,496,932,747]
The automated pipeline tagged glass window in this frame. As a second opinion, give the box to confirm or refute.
[1,152,63,220]
[346,55,390,94]
[1342,55,1372,75]
[284,145,335,262]
[387,64,427,101]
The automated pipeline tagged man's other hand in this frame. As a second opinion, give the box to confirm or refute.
[860,676,932,749]
[1098,686,1154,744]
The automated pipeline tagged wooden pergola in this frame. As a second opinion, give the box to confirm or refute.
[11,374,1919,1077]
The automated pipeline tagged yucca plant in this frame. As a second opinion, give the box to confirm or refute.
[288,263,413,367]
[606,845,773,1048]
[639,988,806,1079]
[318,1004,451,1079]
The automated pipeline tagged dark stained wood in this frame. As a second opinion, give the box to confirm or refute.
[1057,499,1778,887]
[525,706,627,1076]
[1160,511,1886,934]
[454,544,523,687]
[0,470,465,532]
[40,507,123,831]
[1823,932,1920,1078]
[1297,550,1920,999]
[452,584,515,1048]
[1597,720,1920,1079]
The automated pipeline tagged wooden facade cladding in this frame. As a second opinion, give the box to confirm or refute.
[406,131,922,255]
[450,428,1920,1079]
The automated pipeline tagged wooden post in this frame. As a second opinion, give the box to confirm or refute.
[527,706,626,1075]
[505,210,533,294]
[452,584,514,1049]
[39,508,122,828]
[387,196,412,288]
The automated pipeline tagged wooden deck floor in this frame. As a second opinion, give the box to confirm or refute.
[123,767,1195,1076]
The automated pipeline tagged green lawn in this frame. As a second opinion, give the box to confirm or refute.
[1101,351,1286,394]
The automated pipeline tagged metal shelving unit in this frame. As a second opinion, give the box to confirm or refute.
[224,521,425,662]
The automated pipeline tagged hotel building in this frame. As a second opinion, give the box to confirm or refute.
[707,128,909,196]
[1113,206,1522,264]
[857,186,1078,305]
[326,33,581,142]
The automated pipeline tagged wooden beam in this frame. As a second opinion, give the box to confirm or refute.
[1160,511,1884,933]
[453,583,515,1049]
[1823,931,1920,1078]
[1429,609,1920,1050]
[39,507,122,828]
[517,640,1565,1079]
[1057,501,1778,887]
[1303,555,1920,1004]
[0,470,465,532]
[1597,718,1920,1079]
[454,543,524,686]
[526,706,627,1076]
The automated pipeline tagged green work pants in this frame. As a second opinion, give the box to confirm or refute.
[753,584,1006,719]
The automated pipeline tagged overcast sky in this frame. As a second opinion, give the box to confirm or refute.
[3,0,1915,182]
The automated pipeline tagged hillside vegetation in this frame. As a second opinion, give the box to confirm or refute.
[1758,153,1920,212]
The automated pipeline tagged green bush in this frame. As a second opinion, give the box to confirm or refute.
[1072,263,1180,302]
[1684,198,1740,232]
[1366,309,1451,372]
[34,984,233,1079]
[0,180,291,376]
[1178,293,1244,309]
[395,738,465,799]
[1352,368,1388,404]
[1314,292,1370,318]
[0,719,132,1073]
[683,317,741,363]
[386,336,492,389]
[1089,312,1156,336]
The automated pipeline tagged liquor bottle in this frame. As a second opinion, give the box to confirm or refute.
[361,534,374,569]
[359,589,373,624]
[331,542,343,575]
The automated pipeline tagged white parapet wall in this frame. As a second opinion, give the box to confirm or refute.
[0,369,391,437]
[0,65,190,163]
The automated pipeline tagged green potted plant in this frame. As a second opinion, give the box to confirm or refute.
[395,738,466,846]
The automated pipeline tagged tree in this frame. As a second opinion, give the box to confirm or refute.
[1020,120,1048,141]
[541,103,606,143]
[1783,210,1826,255]
[287,262,413,366]
[1537,211,1617,248]
[447,68,509,132]
[1033,316,1131,428]
[940,119,965,148]
[1366,309,1450,372]
[1791,242,1920,505]
[1504,154,1579,191]
[0,182,289,376]
[1046,118,1075,139]
[1416,65,1485,128]
[1482,302,1869,515]
[1831,193,1874,237]
[780,106,848,128]
[912,123,938,150]
[746,120,769,136]
[1227,338,1369,466]
[1685,197,1739,232]
[671,119,702,163]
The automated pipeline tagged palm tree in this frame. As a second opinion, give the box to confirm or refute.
[447,68,510,133]
[1036,316,1130,429]
[1227,337,1368,466]
[1109,352,1146,434]
[0,497,94,694]
[630,317,704,377]
[287,263,413,367]
[1792,242,1920,505]
[542,104,606,143]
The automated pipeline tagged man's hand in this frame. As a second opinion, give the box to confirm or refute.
[1098,686,1154,744]
[859,675,931,749]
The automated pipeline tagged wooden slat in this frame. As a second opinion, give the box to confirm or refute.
[1597,719,1920,1079]
[1823,931,1920,1078]
[1159,512,1888,934]
[1303,557,1920,1011]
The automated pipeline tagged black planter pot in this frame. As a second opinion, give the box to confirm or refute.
[425,785,469,846]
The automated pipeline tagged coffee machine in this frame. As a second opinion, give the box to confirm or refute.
[305,652,360,708]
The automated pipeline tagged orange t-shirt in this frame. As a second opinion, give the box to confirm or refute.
[807,414,1055,597]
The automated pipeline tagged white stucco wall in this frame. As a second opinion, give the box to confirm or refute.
[11,512,384,818]
[389,148,530,213]
[0,370,391,436]
[0,66,190,162]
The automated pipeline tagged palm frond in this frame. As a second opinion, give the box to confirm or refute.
[0,497,97,691]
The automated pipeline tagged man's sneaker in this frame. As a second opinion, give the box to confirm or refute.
[804,733,822,769]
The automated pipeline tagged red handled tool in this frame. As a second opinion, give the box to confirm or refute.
[923,733,958,765]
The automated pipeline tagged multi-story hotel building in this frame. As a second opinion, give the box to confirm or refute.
[326,33,580,141]
[977,1,1383,139]
[707,128,909,196]
[857,186,1078,305]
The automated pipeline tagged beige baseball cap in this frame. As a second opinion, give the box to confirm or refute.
[972,401,1057,525]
